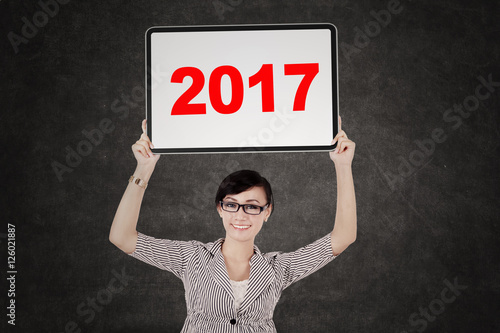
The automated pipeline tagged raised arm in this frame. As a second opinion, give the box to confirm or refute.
[329,116,357,256]
[109,119,160,254]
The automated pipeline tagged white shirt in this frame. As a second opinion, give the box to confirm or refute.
[230,278,250,312]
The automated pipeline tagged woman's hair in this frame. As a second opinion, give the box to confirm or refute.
[215,170,273,208]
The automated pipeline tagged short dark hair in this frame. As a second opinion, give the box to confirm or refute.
[215,170,273,209]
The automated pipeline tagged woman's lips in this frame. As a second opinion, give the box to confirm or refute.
[232,224,251,230]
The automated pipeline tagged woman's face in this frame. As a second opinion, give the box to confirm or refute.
[217,186,272,244]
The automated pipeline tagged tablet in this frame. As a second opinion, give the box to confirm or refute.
[146,23,338,154]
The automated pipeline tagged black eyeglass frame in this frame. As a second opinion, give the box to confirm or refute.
[219,201,270,215]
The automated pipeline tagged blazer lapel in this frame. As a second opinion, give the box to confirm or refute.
[207,239,234,300]
[238,245,275,313]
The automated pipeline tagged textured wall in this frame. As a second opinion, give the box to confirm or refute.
[1,0,499,332]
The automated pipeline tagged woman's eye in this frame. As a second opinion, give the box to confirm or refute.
[226,203,237,208]
[246,205,258,210]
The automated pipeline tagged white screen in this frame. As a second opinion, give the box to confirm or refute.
[149,28,335,151]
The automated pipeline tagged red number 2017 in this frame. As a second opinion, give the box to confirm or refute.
[170,63,319,115]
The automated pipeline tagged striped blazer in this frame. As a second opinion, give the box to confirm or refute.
[129,231,338,332]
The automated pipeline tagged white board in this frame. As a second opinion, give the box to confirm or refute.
[146,23,338,153]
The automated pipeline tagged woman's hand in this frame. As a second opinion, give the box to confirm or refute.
[131,119,160,169]
[330,116,355,167]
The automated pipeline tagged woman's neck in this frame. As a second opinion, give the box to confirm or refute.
[221,236,255,263]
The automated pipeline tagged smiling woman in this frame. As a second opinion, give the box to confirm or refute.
[108,117,357,332]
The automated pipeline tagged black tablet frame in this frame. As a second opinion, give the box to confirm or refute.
[145,23,338,154]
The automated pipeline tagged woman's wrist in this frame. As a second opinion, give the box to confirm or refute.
[133,164,155,182]
[334,162,352,172]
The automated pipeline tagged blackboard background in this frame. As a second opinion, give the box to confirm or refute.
[1,0,499,332]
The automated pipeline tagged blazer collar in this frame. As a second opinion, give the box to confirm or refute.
[206,238,275,313]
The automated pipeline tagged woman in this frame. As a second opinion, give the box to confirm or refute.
[109,116,356,332]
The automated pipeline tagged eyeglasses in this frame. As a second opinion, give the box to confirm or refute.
[219,201,269,215]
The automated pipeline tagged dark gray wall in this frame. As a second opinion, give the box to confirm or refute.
[1,0,499,332]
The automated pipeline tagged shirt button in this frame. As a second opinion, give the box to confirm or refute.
[230,319,236,325]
